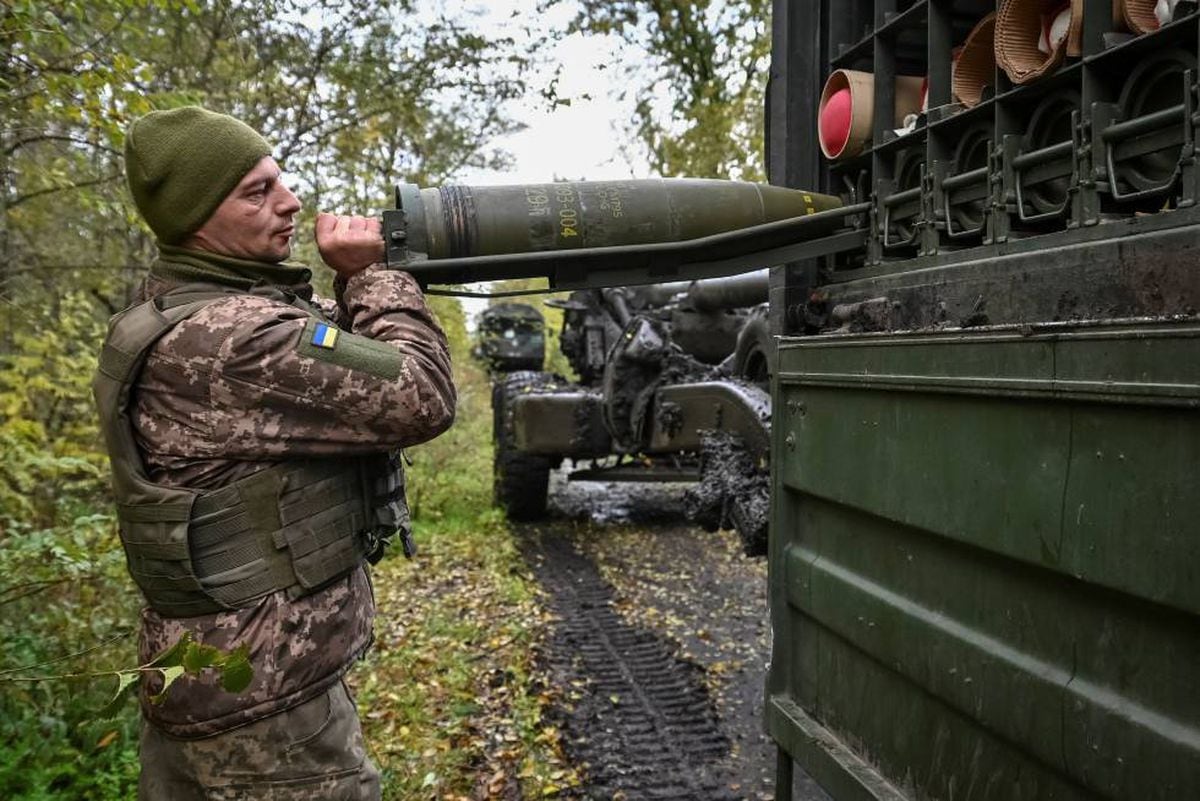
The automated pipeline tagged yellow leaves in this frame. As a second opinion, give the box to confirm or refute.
[2,417,45,441]
[94,730,119,749]
[533,725,560,745]
[485,768,508,794]
[350,510,570,799]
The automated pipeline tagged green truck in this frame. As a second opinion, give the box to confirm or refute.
[382,2,1199,796]
[765,2,1198,798]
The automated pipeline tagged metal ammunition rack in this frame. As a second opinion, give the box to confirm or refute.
[808,0,1200,275]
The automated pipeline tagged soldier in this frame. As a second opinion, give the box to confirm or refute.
[94,106,456,799]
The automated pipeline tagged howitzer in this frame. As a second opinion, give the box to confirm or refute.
[478,265,780,553]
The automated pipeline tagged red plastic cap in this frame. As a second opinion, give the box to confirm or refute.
[819,87,853,157]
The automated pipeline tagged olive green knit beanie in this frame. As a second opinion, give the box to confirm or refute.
[124,107,273,245]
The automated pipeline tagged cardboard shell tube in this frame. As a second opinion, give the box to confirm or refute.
[819,70,925,160]
[953,13,997,107]
[1120,0,1161,33]
[996,0,1084,85]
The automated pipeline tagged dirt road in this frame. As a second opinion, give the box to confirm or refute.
[515,474,828,801]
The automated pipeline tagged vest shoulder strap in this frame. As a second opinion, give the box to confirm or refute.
[98,286,240,384]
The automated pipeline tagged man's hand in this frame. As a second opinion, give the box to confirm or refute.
[315,212,385,278]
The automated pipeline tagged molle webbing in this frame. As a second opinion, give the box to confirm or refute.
[186,460,374,611]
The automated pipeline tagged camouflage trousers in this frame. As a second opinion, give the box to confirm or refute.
[138,680,381,800]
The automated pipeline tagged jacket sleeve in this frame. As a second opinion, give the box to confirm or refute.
[199,267,455,457]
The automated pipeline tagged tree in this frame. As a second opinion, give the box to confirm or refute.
[554,0,771,181]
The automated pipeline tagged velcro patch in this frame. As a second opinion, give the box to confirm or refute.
[297,318,404,379]
[311,322,339,349]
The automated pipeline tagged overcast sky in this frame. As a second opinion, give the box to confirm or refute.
[455,1,652,184]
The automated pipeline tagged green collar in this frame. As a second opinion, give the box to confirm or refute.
[152,243,313,293]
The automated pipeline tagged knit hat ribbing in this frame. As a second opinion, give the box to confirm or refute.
[124,107,273,245]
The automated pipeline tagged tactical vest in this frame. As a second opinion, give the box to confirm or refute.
[93,284,412,618]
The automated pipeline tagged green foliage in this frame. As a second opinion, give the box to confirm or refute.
[0,709,140,801]
[0,629,253,800]
[0,270,144,796]
[552,0,771,180]
[141,633,254,700]
[404,295,494,522]
[2,0,531,301]
[0,292,110,526]
[0,286,140,797]
[0,540,140,801]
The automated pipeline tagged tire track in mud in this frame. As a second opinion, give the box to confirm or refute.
[521,526,744,801]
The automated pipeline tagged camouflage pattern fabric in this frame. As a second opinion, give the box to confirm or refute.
[131,265,455,738]
[138,680,380,800]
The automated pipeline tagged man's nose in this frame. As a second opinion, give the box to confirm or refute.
[277,184,302,216]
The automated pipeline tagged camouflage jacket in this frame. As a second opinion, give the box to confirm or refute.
[130,265,455,737]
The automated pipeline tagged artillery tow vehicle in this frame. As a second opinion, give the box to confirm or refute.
[478,270,775,554]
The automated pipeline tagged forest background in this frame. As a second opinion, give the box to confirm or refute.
[0,1,767,798]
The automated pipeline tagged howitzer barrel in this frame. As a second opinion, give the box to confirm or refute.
[635,281,692,307]
[383,179,848,289]
[625,270,771,309]
[687,269,769,311]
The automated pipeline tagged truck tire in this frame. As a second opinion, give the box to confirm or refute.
[731,309,772,389]
[493,371,554,520]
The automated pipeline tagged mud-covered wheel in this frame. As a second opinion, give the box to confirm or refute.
[731,310,772,390]
[683,431,770,557]
[493,371,554,520]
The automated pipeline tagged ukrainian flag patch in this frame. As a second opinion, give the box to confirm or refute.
[311,322,339,349]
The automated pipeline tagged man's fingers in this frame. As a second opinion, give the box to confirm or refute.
[316,212,382,279]
[315,212,336,238]
[317,212,379,238]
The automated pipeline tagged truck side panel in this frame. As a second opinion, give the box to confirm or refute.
[768,1,1200,796]
[767,322,1200,800]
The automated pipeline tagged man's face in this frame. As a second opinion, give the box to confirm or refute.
[186,157,301,262]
